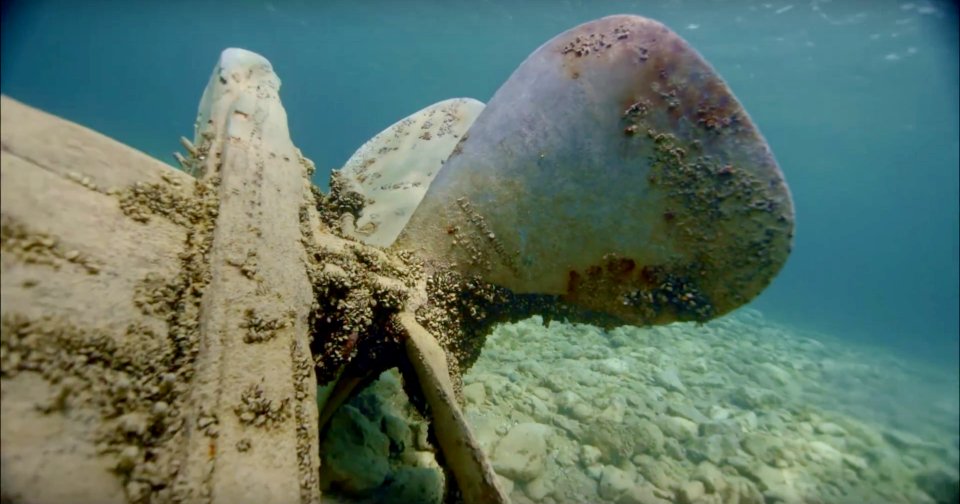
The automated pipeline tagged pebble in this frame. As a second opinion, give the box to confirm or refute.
[598,465,634,500]
[677,480,705,504]
[463,382,486,405]
[815,422,847,436]
[524,473,551,501]
[655,367,686,392]
[667,403,709,424]
[660,415,698,440]
[492,422,550,482]
[580,444,602,466]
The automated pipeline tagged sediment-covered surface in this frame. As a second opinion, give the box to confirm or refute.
[461,309,959,504]
[323,308,959,504]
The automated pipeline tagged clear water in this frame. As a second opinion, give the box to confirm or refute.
[2,1,958,501]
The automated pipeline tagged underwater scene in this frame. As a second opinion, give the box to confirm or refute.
[0,1,957,504]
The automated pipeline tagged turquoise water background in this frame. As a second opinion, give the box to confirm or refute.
[2,0,957,369]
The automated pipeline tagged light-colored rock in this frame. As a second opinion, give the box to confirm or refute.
[464,382,487,405]
[730,386,782,409]
[748,465,803,504]
[815,422,847,436]
[699,419,740,438]
[806,440,845,465]
[742,432,783,465]
[620,483,673,504]
[660,415,698,441]
[687,435,737,465]
[524,473,552,501]
[496,474,515,496]
[633,454,676,491]
[570,403,595,422]
[492,422,550,482]
[600,399,627,424]
[842,453,868,473]
[597,357,631,375]
[655,367,686,392]
[586,463,604,480]
[724,476,765,504]
[709,405,735,421]
[677,480,706,504]
[634,419,666,457]
[734,411,759,432]
[667,403,709,424]
[581,444,602,466]
[693,461,729,494]
[757,362,792,386]
[598,465,634,500]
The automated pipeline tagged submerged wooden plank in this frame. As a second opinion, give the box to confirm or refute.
[1,98,195,504]
[1,60,322,504]
[169,49,321,504]
[0,95,193,192]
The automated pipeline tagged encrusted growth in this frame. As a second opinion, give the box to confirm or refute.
[234,382,291,428]
[0,312,194,504]
[226,250,259,280]
[316,171,368,235]
[118,176,202,226]
[304,242,415,385]
[240,308,293,344]
[0,216,102,274]
[1,172,219,503]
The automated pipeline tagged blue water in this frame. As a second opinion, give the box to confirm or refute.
[2,0,957,369]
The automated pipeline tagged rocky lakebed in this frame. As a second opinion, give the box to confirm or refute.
[319,309,959,504]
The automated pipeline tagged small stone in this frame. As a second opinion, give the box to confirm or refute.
[635,419,665,457]
[599,400,626,424]
[815,422,847,436]
[151,401,169,416]
[883,428,931,450]
[596,357,630,375]
[620,483,672,504]
[660,415,698,441]
[667,403,709,424]
[581,444,602,466]
[524,473,551,501]
[677,480,705,504]
[492,422,550,482]
[598,465,634,500]
[734,411,758,432]
[585,463,603,480]
[496,474,515,495]
[742,432,783,465]
[693,461,728,493]
[806,440,843,464]
[655,367,685,392]
[757,362,792,385]
[570,403,594,422]
[687,435,737,465]
[730,386,781,409]
[699,419,739,438]
[463,382,486,405]
[634,454,675,491]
